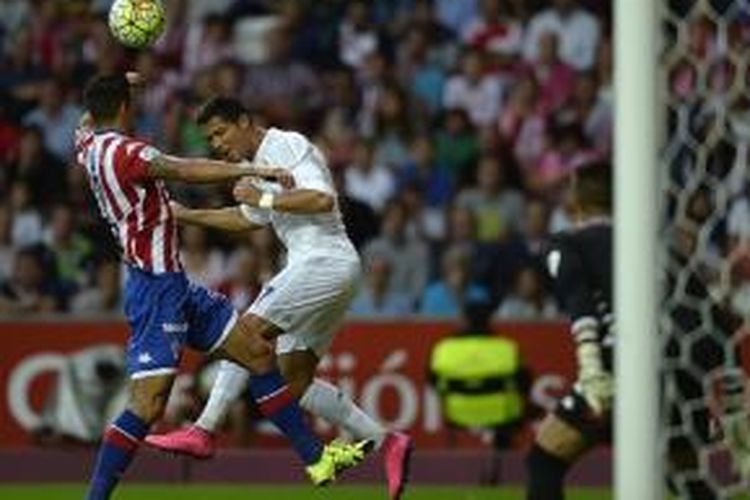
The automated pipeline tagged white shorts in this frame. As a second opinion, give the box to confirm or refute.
[245,254,361,357]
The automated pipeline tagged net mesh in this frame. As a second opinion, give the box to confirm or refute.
[661,0,750,498]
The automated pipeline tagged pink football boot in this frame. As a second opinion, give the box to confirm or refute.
[381,432,413,500]
[144,426,216,459]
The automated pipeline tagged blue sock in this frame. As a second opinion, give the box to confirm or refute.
[87,410,149,500]
[249,369,323,465]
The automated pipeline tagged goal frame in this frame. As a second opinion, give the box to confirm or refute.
[614,0,661,498]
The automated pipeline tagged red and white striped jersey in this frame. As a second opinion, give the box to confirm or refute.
[75,127,181,274]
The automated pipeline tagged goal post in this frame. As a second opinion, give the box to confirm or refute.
[614,0,662,498]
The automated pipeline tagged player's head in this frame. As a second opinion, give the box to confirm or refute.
[457,301,494,335]
[83,74,132,128]
[571,161,612,219]
[197,97,255,162]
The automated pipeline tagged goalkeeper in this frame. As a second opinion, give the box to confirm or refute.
[526,162,613,500]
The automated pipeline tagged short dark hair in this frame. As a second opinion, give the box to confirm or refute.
[84,74,130,123]
[196,97,249,126]
[574,161,612,212]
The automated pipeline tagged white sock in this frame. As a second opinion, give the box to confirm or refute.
[300,378,387,448]
[195,360,250,432]
[195,366,387,447]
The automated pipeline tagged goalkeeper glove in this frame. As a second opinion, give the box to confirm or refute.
[576,342,613,416]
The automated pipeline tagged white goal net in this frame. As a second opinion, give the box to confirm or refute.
[661,0,750,498]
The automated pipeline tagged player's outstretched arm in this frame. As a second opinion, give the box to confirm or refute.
[233,179,334,214]
[149,154,250,183]
[170,202,260,232]
[149,155,290,185]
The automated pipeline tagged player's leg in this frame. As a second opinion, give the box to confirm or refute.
[88,269,188,499]
[215,313,330,464]
[195,359,251,431]
[146,355,386,455]
[146,266,371,483]
[271,257,389,447]
[280,349,387,445]
[149,351,390,452]
[526,413,590,500]
[269,257,413,500]
[144,359,249,459]
[87,374,173,500]
[216,314,372,485]
[139,277,329,474]
[226,257,383,483]
[147,256,404,488]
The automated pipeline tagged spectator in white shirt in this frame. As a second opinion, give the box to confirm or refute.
[10,183,42,248]
[339,0,379,71]
[345,139,396,213]
[522,0,601,71]
[443,50,504,128]
[728,184,750,248]
[729,193,750,313]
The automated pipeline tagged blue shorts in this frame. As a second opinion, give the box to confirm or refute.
[124,267,237,379]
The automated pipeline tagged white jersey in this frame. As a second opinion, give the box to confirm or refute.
[238,128,361,356]
[239,128,357,263]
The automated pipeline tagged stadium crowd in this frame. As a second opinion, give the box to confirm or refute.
[0,0,617,319]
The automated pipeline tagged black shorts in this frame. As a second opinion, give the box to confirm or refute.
[553,386,612,445]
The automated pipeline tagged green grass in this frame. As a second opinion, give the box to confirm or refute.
[0,484,611,500]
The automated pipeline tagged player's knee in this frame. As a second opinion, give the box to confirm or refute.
[238,314,282,341]
[225,320,275,374]
[246,353,275,374]
[283,370,313,398]
[128,391,168,424]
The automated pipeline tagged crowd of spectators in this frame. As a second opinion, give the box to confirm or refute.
[0,0,616,320]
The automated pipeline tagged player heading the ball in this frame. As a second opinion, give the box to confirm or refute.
[77,73,371,500]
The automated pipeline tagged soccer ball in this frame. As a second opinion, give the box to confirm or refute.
[108,0,166,49]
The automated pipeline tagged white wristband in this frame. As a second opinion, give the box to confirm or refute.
[258,192,275,210]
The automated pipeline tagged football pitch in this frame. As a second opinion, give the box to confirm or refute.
[0,484,611,499]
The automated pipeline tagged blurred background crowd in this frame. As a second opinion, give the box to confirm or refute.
[662,0,750,321]
[0,0,616,319]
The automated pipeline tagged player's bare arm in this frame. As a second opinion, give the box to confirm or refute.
[148,154,296,187]
[169,201,259,232]
[232,178,334,214]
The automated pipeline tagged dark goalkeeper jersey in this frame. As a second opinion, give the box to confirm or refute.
[545,219,613,347]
